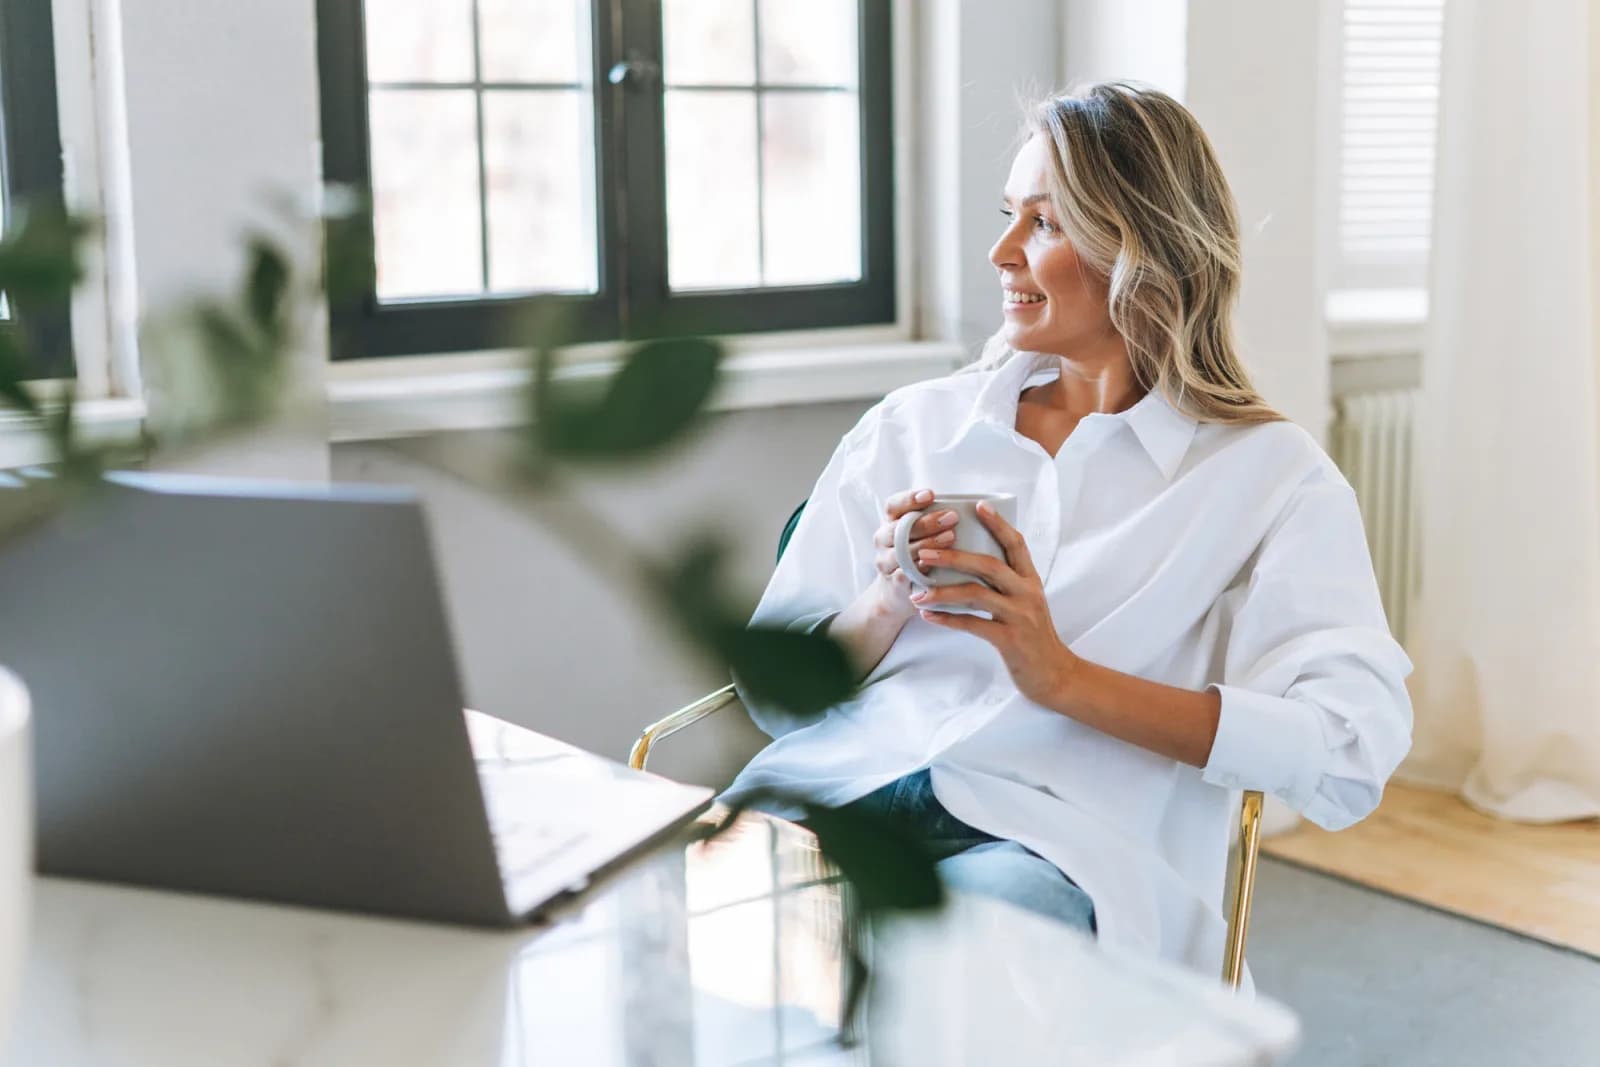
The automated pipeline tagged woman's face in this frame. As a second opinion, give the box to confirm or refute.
[989,134,1115,356]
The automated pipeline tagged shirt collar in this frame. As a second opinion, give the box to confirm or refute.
[1120,383,1201,481]
[954,353,1200,481]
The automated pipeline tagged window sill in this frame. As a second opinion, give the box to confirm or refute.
[1327,288,1427,360]
[1,341,966,467]
[325,339,966,443]
[0,397,146,471]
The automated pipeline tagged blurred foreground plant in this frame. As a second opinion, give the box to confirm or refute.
[0,192,943,1041]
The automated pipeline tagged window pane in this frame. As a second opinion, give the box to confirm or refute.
[663,0,755,86]
[483,90,597,293]
[758,0,857,87]
[665,91,760,290]
[479,0,590,84]
[362,0,474,83]
[761,93,861,285]
[368,89,483,299]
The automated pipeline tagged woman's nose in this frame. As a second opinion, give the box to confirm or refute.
[989,224,1023,271]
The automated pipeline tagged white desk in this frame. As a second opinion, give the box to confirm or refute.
[9,812,1298,1066]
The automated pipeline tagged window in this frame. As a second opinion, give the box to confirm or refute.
[316,0,895,360]
[1334,0,1446,294]
[0,0,71,377]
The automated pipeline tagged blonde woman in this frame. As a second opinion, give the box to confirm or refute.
[720,83,1413,980]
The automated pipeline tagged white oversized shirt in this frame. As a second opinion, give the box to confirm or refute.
[720,352,1414,978]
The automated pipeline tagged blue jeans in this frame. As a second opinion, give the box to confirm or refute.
[840,768,1097,936]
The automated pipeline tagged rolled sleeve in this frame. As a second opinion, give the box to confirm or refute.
[1199,473,1415,831]
[1202,683,1326,805]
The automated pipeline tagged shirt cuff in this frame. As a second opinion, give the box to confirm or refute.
[1200,683,1326,808]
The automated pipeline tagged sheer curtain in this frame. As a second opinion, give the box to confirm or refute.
[1401,0,1600,820]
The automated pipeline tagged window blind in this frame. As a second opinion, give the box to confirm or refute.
[1339,0,1446,287]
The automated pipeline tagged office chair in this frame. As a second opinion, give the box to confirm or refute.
[629,502,1265,990]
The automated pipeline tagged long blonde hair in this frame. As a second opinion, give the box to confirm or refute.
[967,82,1285,426]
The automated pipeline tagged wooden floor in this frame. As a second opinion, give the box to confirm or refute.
[1261,781,1600,958]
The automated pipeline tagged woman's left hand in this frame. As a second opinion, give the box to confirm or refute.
[909,501,1082,709]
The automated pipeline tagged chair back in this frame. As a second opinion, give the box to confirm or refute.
[777,501,807,563]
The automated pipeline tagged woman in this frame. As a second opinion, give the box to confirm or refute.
[720,83,1413,979]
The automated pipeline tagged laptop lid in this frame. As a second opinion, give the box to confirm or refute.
[0,472,516,925]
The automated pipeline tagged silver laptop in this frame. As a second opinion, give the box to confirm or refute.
[0,470,712,926]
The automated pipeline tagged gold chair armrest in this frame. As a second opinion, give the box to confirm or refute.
[1221,789,1264,989]
[629,682,741,771]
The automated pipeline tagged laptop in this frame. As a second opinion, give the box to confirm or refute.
[0,470,713,926]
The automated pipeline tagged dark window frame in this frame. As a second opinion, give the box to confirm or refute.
[0,0,72,378]
[316,0,895,361]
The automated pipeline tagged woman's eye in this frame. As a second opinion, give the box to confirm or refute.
[1001,207,1057,235]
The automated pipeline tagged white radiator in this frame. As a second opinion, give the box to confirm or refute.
[1330,388,1421,645]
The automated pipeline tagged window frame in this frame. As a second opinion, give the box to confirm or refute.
[0,0,72,378]
[315,0,895,361]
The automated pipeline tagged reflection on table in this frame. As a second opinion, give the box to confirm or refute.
[11,810,1297,1066]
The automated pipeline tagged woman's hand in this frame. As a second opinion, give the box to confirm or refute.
[909,500,1082,708]
[870,488,960,619]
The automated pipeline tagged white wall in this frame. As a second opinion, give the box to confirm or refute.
[1060,0,1188,97]
[90,0,331,478]
[1184,0,1333,441]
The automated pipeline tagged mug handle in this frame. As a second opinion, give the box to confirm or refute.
[892,509,930,589]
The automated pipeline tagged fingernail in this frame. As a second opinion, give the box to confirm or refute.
[919,550,941,561]
[915,489,933,502]
[938,511,958,527]
[936,531,956,545]
[910,591,927,602]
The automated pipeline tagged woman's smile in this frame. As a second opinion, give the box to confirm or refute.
[1003,288,1048,311]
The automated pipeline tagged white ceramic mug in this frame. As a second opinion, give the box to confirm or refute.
[892,493,1019,599]
[0,666,32,1058]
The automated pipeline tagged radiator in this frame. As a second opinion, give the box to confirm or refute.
[1330,388,1421,646]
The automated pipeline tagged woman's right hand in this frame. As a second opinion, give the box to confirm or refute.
[871,488,959,616]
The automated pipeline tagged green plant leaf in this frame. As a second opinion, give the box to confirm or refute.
[718,625,857,718]
[649,535,856,719]
[800,802,946,913]
[194,306,281,424]
[320,187,375,308]
[143,230,297,446]
[0,201,91,313]
[244,236,291,338]
[0,331,40,415]
[537,337,722,461]
[654,534,732,629]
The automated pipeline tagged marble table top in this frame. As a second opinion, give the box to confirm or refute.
[9,811,1298,1066]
